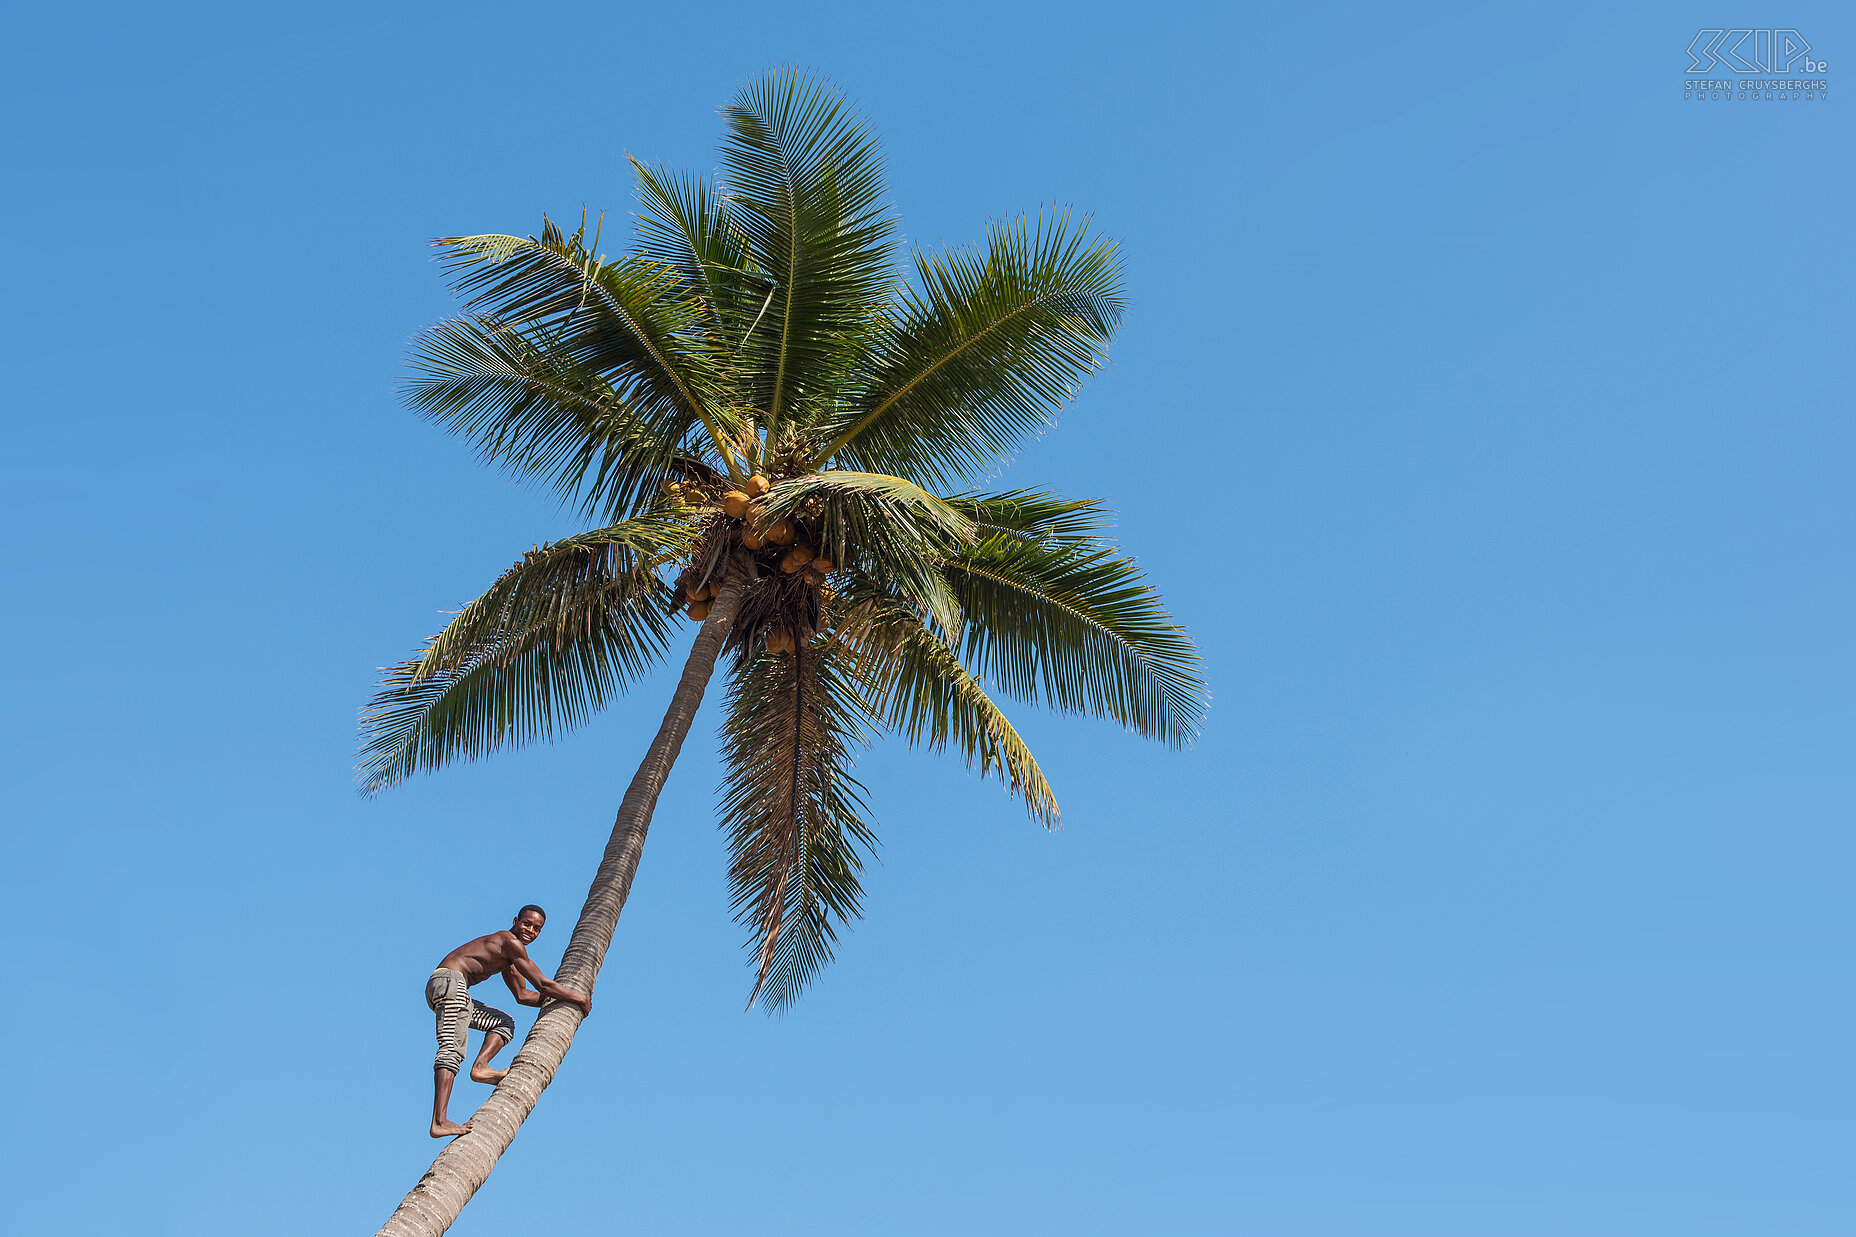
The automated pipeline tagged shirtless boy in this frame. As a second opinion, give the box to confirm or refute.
[424,905,592,1138]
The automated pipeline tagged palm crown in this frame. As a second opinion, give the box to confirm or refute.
[361,72,1206,1011]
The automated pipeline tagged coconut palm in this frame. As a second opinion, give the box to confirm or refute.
[360,70,1205,1237]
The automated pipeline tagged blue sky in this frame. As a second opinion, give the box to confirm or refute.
[3,3,1851,1234]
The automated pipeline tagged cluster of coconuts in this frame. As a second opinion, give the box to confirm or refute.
[684,474,839,651]
[683,577,718,619]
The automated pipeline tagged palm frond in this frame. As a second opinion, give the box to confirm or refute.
[629,158,763,351]
[435,221,745,484]
[813,211,1123,487]
[836,594,1058,825]
[757,470,973,637]
[417,514,696,674]
[941,523,1207,748]
[357,518,691,793]
[405,314,710,518]
[719,641,877,1012]
[944,488,1109,546]
[717,70,898,441]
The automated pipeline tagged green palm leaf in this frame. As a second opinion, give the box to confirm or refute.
[814,211,1123,486]
[719,641,877,1012]
[717,70,898,444]
[358,518,690,794]
[404,314,710,519]
[435,220,746,485]
[942,521,1206,748]
[945,488,1110,546]
[757,470,974,637]
[837,594,1058,825]
[629,158,764,350]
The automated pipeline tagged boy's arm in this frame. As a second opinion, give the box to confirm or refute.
[502,964,540,1007]
[510,948,593,1015]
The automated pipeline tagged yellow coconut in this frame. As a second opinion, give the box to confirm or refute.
[781,545,815,574]
[803,566,826,586]
[685,580,712,602]
[687,600,711,621]
[810,556,835,574]
[722,491,751,518]
[766,518,797,546]
[745,474,771,497]
[741,526,766,550]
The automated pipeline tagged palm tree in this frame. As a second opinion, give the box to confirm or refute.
[360,70,1205,1237]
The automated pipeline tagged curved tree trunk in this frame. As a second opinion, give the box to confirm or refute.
[376,581,744,1237]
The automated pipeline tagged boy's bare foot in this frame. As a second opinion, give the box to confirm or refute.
[469,1066,509,1085]
[430,1119,472,1139]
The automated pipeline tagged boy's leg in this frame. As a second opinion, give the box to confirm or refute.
[466,999,517,1085]
[469,1032,510,1085]
[427,970,474,1138]
[431,1067,471,1139]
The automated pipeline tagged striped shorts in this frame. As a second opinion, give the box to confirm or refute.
[425,967,517,1074]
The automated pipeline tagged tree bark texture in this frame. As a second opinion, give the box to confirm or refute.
[375,582,743,1237]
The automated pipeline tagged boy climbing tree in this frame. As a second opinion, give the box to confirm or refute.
[423,906,593,1137]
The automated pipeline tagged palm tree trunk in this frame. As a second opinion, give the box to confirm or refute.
[375,580,744,1237]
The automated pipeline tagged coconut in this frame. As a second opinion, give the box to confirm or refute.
[745,474,771,497]
[781,545,815,574]
[804,566,826,586]
[722,491,751,518]
[766,627,791,654]
[687,600,711,621]
[809,556,835,574]
[766,518,797,546]
[741,526,766,550]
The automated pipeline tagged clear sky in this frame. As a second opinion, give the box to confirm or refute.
[3,3,1850,1234]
